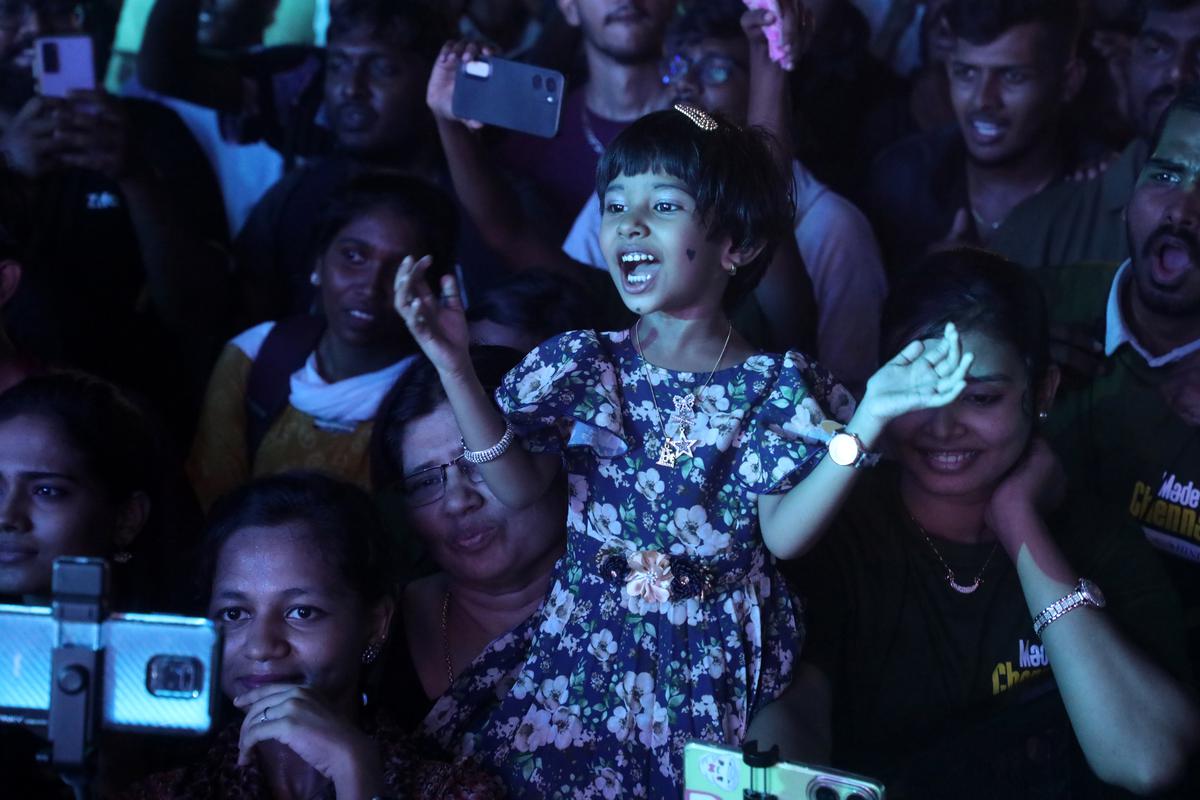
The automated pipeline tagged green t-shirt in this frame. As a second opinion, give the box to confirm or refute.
[787,464,1189,799]
[1041,260,1200,682]
[990,140,1146,270]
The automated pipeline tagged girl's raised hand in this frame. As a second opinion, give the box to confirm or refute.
[859,322,974,425]
[394,255,470,375]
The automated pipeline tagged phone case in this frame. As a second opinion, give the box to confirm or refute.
[34,35,96,98]
[452,56,564,138]
[0,604,218,734]
[683,741,887,800]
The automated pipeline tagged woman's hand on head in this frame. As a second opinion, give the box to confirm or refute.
[985,437,1066,540]
[856,322,974,439]
[427,40,495,129]
[234,683,385,798]
[394,255,471,376]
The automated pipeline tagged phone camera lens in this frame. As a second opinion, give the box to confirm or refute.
[532,74,543,89]
[546,77,557,92]
[814,787,839,800]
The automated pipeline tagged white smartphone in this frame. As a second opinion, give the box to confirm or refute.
[684,741,887,800]
[34,35,96,98]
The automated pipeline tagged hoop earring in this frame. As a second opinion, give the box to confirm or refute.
[361,641,383,665]
[725,264,738,277]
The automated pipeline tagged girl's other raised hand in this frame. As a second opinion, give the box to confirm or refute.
[858,322,974,427]
[393,255,470,375]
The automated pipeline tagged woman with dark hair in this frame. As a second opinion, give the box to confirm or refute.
[187,172,458,509]
[122,471,502,800]
[368,346,566,726]
[0,371,170,607]
[763,248,1200,797]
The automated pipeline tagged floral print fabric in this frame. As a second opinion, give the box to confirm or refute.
[419,329,853,799]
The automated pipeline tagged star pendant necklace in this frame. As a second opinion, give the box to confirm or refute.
[634,318,732,468]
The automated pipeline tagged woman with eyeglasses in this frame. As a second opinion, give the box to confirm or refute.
[368,346,566,726]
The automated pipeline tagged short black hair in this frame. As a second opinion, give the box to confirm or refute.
[665,0,745,46]
[1149,80,1200,151]
[596,108,795,309]
[945,0,1083,59]
[201,471,395,605]
[881,247,1050,385]
[327,0,449,64]
[465,270,598,341]
[313,171,458,283]
[0,370,159,503]
[370,345,524,490]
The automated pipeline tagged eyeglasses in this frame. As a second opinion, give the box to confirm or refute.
[660,53,745,88]
[398,453,485,507]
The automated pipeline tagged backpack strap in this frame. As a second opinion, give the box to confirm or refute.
[244,314,327,461]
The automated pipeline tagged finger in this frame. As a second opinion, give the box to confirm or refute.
[889,339,925,366]
[233,682,302,709]
[392,255,418,310]
[408,255,437,304]
[439,273,462,310]
[238,717,295,766]
[940,350,974,389]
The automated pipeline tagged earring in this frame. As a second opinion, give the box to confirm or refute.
[361,640,383,665]
[112,551,133,564]
[725,264,738,276]
[310,272,320,287]
[1037,410,1049,421]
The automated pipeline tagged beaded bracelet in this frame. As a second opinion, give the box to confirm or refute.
[460,421,515,464]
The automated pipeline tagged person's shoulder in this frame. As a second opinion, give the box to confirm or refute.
[229,320,277,360]
[871,125,959,177]
[1038,260,1121,320]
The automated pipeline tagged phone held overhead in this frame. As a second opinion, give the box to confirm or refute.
[452,55,565,138]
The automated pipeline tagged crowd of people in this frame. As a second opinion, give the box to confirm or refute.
[2,0,1200,798]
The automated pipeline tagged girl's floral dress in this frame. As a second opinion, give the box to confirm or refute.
[419,329,853,799]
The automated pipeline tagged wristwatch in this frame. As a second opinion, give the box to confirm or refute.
[827,429,880,469]
[1032,578,1106,637]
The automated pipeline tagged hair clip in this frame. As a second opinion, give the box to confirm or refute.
[674,102,719,131]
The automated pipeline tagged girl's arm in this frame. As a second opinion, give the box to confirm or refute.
[394,256,559,510]
[989,440,1200,794]
[759,324,973,559]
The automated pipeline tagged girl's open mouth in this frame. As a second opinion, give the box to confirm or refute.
[620,251,661,293]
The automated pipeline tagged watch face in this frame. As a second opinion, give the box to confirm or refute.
[828,432,860,466]
[1080,579,1106,607]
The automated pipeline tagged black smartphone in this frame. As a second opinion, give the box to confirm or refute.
[452,55,565,138]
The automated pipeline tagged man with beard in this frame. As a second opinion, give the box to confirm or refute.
[1040,86,1200,691]
[863,0,1085,272]
[993,0,1200,268]
[232,0,450,322]
[497,0,673,239]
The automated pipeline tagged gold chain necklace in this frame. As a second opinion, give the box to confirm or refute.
[634,318,732,468]
[440,589,455,686]
[909,513,999,595]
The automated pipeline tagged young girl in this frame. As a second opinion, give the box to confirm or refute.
[393,106,972,797]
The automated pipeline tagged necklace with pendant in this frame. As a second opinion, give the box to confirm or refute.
[634,318,732,468]
[909,513,999,595]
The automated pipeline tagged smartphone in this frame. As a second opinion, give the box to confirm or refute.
[684,741,887,800]
[452,55,564,138]
[0,603,219,735]
[34,35,96,98]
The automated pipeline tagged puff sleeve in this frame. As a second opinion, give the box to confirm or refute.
[495,329,630,458]
[731,351,856,494]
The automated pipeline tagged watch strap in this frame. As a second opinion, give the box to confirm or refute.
[1032,581,1096,637]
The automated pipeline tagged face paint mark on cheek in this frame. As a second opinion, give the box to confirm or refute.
[686,249,696,262]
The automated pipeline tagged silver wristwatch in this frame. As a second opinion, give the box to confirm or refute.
[827,429,880,469]
[1032,578,1106,637]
